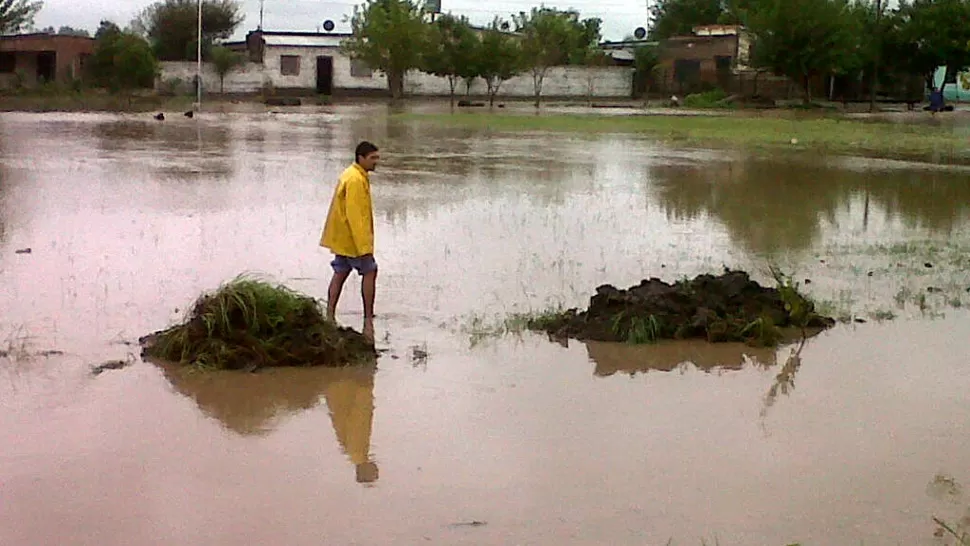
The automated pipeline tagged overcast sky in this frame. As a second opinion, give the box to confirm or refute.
[34,0,651,41]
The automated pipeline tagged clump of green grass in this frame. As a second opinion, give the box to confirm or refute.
[610,311,663,344]
[400,112,970,165]
[141,275,376,371]
[683,89,733,109]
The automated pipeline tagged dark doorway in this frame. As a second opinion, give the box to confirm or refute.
[316,56,333,95]
[36,51,56,83]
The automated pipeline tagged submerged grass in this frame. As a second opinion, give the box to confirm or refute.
[141,275,375,371]
[399,112,970,165]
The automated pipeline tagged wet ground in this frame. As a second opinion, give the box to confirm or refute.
[2,104,970,545]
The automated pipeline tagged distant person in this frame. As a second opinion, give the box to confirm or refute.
[320,141,380,342]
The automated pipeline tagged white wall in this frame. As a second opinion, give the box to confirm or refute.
[158,48,634,98]
[158,60,267,94]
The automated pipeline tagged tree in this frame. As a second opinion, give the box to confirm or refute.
[0,0,42,34]
[58,25,90,37]
[746,0,859,103]
[210,45,245,93]
[893,0,970,94]
[422,14,478,105]
[582,48,612,105]
[342,0,429,99]
[513,7,602,107]
[649,0,723,39]
[134,0,243,61]
[633,45,660,103]
[477,19,523,106]
[90,21,158,100]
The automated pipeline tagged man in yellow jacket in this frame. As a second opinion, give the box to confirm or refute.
[320,141,380,341]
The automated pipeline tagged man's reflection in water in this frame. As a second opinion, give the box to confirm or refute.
[158,362,379,484]
[321,365,379,484]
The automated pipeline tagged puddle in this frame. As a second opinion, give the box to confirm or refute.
[2,107,970,545]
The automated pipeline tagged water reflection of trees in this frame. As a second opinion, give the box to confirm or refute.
[158,362,380,484]
[92,120,234,179]
[650,156,970,255]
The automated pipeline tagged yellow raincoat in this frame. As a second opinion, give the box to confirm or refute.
[320,163,374,257]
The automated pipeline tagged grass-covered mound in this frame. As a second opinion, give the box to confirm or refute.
[140,277,376,370]
[528,269,835,347]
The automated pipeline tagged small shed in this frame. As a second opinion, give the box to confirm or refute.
[0,33,95,89]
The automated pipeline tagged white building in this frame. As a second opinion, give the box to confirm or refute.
[157,30,635,99]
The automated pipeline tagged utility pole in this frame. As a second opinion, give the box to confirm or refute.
[869,0,882,113]
[196,0,202,111]
[259,0,264,30]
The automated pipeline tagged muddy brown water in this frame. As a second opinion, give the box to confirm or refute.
[3,105,970,545]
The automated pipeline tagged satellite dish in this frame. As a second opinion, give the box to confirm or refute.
[634,27,647,39]
[500,21,510,31]
[322,19,335,32]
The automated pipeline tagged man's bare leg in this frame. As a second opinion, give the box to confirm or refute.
[361,269,377,341]
[327,270,351,321]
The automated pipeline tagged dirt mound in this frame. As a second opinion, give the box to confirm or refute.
[141,277,376,370]
[532,269,835,346]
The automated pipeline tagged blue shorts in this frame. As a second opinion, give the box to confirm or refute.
[331,254,378,275]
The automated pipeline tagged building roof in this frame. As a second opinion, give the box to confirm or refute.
[691,24,743,36]
[248,30,352,48]
[0,33,94,42]
[262,34,346,47]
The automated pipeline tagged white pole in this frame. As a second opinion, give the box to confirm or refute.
[196,0,202,111]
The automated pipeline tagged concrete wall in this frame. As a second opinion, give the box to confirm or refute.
[158,47,635,98]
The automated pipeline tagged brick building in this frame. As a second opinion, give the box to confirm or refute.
[0,34,95,89]
[655,25,748,95]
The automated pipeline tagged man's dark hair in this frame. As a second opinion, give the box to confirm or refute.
[355,141,379,162]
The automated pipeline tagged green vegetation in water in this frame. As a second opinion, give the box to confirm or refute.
[522,268,834,348]
[399,112,970,165]
[140,276,376,371]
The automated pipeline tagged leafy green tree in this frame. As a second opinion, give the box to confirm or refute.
[90,21,158,100]
[513,7,602,107]
[746,0,860,102]
[422,13,478,105]
[133,0,243,61]
[0,0,42,34]
[892,0,970,93]
[633,45,660,102]
[57,25,90,36]
[210,45,245,93]
[648,0,723,39]
[477,19,523,107]
[342,0,429,99]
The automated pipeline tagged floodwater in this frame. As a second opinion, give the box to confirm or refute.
[3,104,970,545]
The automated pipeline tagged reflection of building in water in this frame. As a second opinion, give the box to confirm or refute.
[584,339,777,377]
[158,362,377,483]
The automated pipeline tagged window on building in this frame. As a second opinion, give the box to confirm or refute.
[715,55,732,73]
[945,69,957,84]
[350,59,373,78]
[280,55,301,76]
[0,53,16,74]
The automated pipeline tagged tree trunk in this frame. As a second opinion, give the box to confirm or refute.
[532,69,545,108]
[448,76,457,107]
[220,75,225,94]
[388,70,404,99]
[803,74,811,104]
